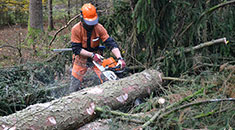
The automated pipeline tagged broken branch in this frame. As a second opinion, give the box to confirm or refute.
[156,38,228,61]
[141,88,204,129]
[48,14,80,47]
[159,98,235,120]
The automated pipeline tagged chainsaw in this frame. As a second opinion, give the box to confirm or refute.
[93,57,125,81]
[52,47,125,80]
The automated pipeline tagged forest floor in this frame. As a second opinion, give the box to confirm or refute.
[0,25,28,67]
[0,22,234,130]
[0,20,71,67]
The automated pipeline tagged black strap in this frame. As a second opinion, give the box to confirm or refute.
[84,25,97,64]
[87,31,92,51]
[82,23,98,52]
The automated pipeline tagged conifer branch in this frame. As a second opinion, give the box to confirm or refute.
[179,0,235,37]
[158,98,235,120]
[95,106,141,119]
[140,88,204,129]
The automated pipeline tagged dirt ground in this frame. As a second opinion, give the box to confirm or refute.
[0,25,28,67]
[0,22,71,67]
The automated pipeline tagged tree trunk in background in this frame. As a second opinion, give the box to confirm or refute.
[29,0,43,31]
[81,0,84,6]
[202,0,210,41]
[28,0,43,50]
[67,0,71,20]
[76,0,79,22]
[48,0,54,31]
[0,70,163,130]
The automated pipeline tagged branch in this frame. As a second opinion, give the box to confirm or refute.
[116,117,145,124]
[176,38,228,55]
[156,38,228,61]
[94,106,154,125]
[179,0,235,37]
[95,106,141,119]
[158,98,235,120]
[48,14,80,48]
[0,44,22,57]
[162,77,193,82]
[0,44,17,49]
[141,108,165,128]
[141,88,204,129]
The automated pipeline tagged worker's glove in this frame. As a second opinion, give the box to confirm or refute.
[116,57,126,69]
[92,53,103,63]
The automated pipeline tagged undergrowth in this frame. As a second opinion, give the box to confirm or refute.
[0,52,71,116]
[0,0,234,129]
[99,68,234,129]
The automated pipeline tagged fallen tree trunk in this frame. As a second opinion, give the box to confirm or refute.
[0,69,163,130]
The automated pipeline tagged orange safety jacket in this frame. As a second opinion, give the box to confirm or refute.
[71,22,109,49]
[71,22,109,82]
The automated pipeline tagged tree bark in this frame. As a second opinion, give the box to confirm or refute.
[0,69,163,130]
[48,0,54,31]
[67,0,71,20]
[28,0,44,51]
[29,0,43,31]
[75,0,79,23]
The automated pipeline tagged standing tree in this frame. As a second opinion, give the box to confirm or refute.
[28,0,43,51]
[48,0,54,31]
[67,0,71,20]
[76,0,79,22]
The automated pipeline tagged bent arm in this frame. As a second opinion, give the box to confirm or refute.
[103,37,123,59]
[111,48,122,59]
[71,42,93,58]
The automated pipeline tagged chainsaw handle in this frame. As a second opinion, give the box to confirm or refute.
[107,65,126,74]
[113,64,121,69]
[106,64,120,71]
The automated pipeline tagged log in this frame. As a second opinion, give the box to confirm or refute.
[0,69,163,130]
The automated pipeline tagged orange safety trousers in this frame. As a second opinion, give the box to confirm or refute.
[71,54,104,84]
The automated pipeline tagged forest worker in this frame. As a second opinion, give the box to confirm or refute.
[69,3,126,93]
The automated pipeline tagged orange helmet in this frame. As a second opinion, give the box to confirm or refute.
[80,3,98,25]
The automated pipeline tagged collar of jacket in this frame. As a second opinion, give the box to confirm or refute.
[82,21,94,32]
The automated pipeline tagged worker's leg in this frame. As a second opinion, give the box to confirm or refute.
[92,66,108,84]
[69,56,87,93]
[81,68,100,88]
[69,75,82,93]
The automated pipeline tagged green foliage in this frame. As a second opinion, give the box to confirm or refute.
[0,1,234,128]
[0,52,70,116]
[98,69,234,129]
[100,1,132,45]
[0,0,49,25]
[103,0,235,76]
[27,25,44,45]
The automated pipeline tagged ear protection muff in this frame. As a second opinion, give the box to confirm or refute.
[80,10,83,21]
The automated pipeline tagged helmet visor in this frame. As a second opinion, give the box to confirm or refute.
[83,16,98,26]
